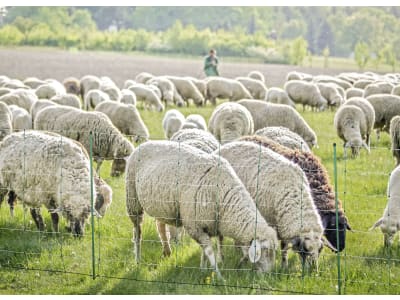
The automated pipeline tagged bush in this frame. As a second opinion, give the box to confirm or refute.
[0,25,24,46]
[25,23,58,46]
[288,37,308,65]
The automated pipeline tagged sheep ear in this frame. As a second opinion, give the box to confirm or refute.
[322,237,337,252]
[248,239,262,263]
[369,218,383,231]
[344,141,350,148]
[93,209,102,218]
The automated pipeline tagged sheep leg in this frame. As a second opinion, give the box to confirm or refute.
[281,240,289,269]
[7,190,17,217]
[95,158,103,174]
[51,212,59,233]
[156,219,171,257]
[132,214,144,264]
[30,208,45,231]
[196,233,223,279]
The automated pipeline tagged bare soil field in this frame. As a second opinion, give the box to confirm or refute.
[0,47,356,87]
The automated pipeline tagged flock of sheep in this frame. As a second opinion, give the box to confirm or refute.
[0,68,399,279]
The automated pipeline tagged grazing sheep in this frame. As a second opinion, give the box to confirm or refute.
[34,106,134,174]
[63,77,81,96]
[390,116,400,166]
[0,102,12,141]
[182,114,207,130]
[0,89,38,112]
[247,70,265,83]
[0,88,11,97]
[120,89,137,106]
[184,77,207,99]
[208,102,254,144]
[135,72,154,84]
[95,101,149,143]
[334,105,369,157]
[164,76,204,107]
[218,141,328,268]
[353,79,374,89]
[238,99,318,148]
[364,82,394,98]
[370,164,400,247]
[127,84,164,112]
[30,99,57,121]
[84,89,110,110]
[239,135,351,252]
[80,75,101,99]
[162,109,185,139]
[126,141,278,278]
[286,71,313,82]
[265,87,296,108]
[170,128,219,154]
[205,77,252,105]
[35,82,66,99]
[392,85,400,97]
[2,79,28,90]
[284,80,327,111]
[366,94,400,134]
[235,77,267,100]
[313,75,352,90]
[23,77,46,89]
[346,88,365,100]
[51,94,81,109]
[0,131,110,236]
[317,82,344,109]
[254,126,311,153]
[146,77,175,106]
[8,105,32,131]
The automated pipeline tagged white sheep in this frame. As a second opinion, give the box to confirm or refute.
[127,84,164,112]
[353,79,374,89]
[170,128,219,154]
[0,102,12,141]
[135,72,154,84]
[125,140,278,278]
[366,94,400,135]
[391,85,400,97]
[254,126,311,152]
[284,80,328,111]
[238,99,318,148]
[346,88,365,100]
[50,94,82,109]
[162,109,185,139]
[35,82,66,99]
[316,82,344,109]
[265,87,296,108]
[184,76,207,99]
[30,99,57,121]
[247,70,265,83]
[120,89,137,106]
[313,75,352,90]
[146,77,175,106]
[0,89,38,112]
[23,77,46,89]
[370,164,400,247]
[205,77,252,105]
[390,116,400,166]
[8,105,32,131]
[84,89,110,110]
[80,75,101,98]
[0,88,11,97]
[164,76,204,107]
[208,102,254,144]
[286,71,313,82]
[235,77,267,100]
[182,114,207,130]
[364,81,394,98]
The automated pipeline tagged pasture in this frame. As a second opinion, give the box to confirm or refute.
[0,48,399,295]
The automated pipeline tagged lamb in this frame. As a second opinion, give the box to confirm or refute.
[182,114,207,130]
[146,77,175,106]
[30,99,57,121]
[127,84,164,112]
[238,99,318,148]
[80,75,101,99]
[205,77,252,105]
[0,89,38,112]
[235,77,268,100]
[162,109,185,139]
[208,102,254,144]
[63,77,81,96]
[366,94,400,134]
[8,105,32,131]
[316,82,344,109]
[346,88,364,100]
[364,82,394,98]
[170,128,219,154]
[389,116,400,165]
[217,141,329,268]
[370,164,400,247]
[334,105,370,157]
[135,72,154,84]
[0,102,12,141]
[95,101,149,143]
[254,126,311,152]
[34,106,134,173]
[125,140,278,278]
[51,94,82,109]
[0,131,111,236]
[84,89,110,110]
[344,97,375,146]
[284,80,328,111]
[119,89,137,106]
[247,70,265,83]
[35,82,66,99]
[238,135,351,252]
[286,71,313,82]
[265,87,296,108]
[164,76,204,107]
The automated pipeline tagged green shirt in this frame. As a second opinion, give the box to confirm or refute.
[204,55,219,76]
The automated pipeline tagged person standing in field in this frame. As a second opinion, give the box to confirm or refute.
[204,49,219,77]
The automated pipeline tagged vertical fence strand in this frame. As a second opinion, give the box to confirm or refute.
[89,131,96,280]
[333,143,341,295]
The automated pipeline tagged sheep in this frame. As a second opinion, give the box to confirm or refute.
[208,102,254,144]
[344,97,375,146]
[119,89,137,106]
[334,105,370,157]
[286,71,313,82]
[238,99,318,148]
[100,82,121,101]
[217,141,328,268]
[125,140,278,278]
[146,77,175,106]
[35,82,66,99]
[0,89,38,112]
[8,105,32,131]
[182,114,207,131]
[127,84,164,112]
[254,126,311,153]
[23,77,46,89]
[34,106,134,174]
[239,135,351,252]
[313,75,352,90]
[0,88,11,97]
[370,164,400,247]
[94,101,149,143]
[235,77,267,100]
[316,82,344,109]
[170,128,219,154]
[30,99,57,121]
[205,77,252,105]
[364,82,394,98]
[162,109,185,139]
[84,89,110,110]
[51,94,82,109]
[80,75,101,99]
[164,76,204,107]
[284,80,328,111]
[346,88,365,100]
[184,77,207,99]
[353,79,374,89]
[63,77,81,96]
[390,116,400,166]
[135,72,154,84]
[2,79,28,90]
[0,102,12,141]
[0,131,111,236]
[265,87,296,108]
[392,85,400,97]
[366,94,400,135]
[247,70,265,83]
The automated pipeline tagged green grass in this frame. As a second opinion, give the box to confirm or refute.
[1,102,400,295]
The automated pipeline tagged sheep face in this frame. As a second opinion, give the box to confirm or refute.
[95,178,113,216]
[241,239,276,272]
[110,158,126,177]
[292,235,323,270]
[114,139,134,160]
[380,221,398,247]
[322,212,350,252]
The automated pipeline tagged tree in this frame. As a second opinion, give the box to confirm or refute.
[322,47,330,69]
[354,41,370,71]
[380,44,397,72]
[289,37,308,66]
